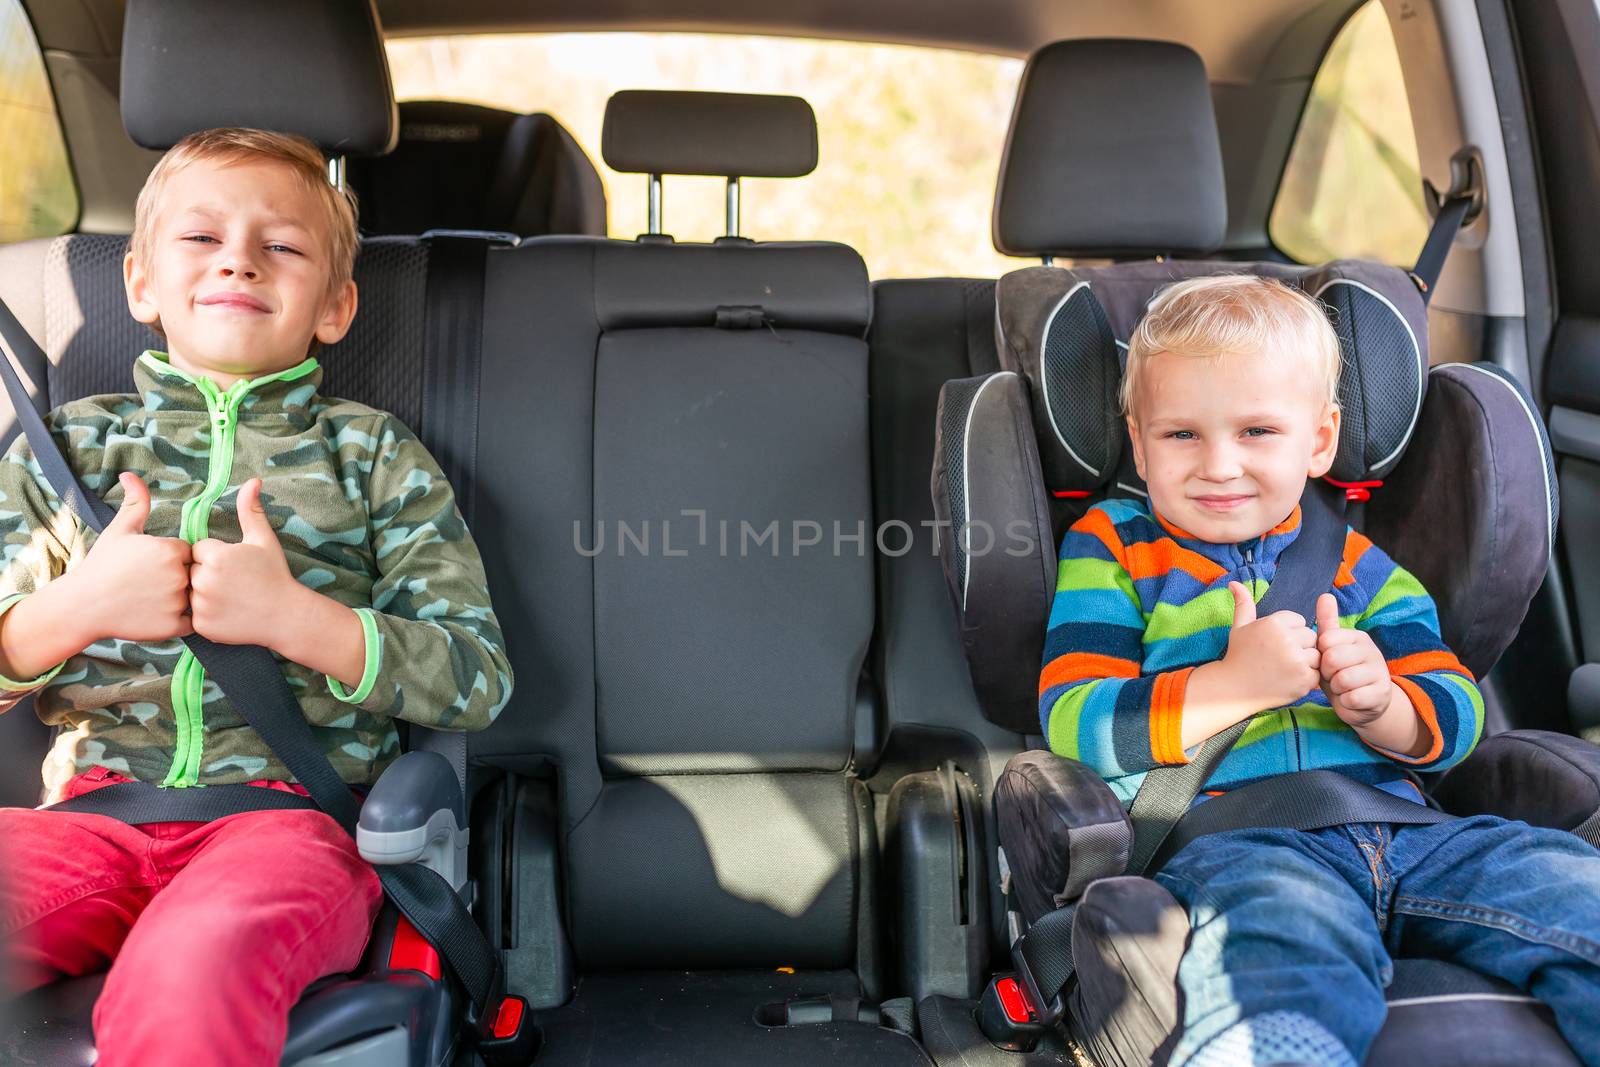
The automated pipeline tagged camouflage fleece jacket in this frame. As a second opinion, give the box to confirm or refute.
[0,351,513,800]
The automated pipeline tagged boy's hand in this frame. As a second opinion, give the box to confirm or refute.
[189,478,304,648]
[1315,593,1394,726]
[66,472,193,643]
[1219,581,1320,711]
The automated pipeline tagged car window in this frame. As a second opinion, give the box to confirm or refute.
[0,0,77,242]
[385,32,1033,280]
[1269,0,1427,266]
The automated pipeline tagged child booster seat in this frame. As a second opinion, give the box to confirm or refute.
[931,38,1594,1067]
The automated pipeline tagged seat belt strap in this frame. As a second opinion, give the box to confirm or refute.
[1411,192,1474,305]
[1148,769,1453,873]
[49,780,318,821]
[1126,480,1348,875]
[0,299,114,530]
[413,234,491,797]
[419,235,487,530]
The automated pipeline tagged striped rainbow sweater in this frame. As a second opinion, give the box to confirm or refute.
[1040,498,1483,804]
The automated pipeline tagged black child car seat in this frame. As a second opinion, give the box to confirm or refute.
[931,39,1595,1067]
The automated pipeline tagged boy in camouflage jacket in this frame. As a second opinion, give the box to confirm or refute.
[0,129,513,1066]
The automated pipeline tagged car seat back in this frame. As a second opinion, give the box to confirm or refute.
[346,101,607,237]
[472,91,878,971]
[934,38,1556,733]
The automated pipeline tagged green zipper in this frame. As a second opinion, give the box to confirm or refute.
[152,354,318,788]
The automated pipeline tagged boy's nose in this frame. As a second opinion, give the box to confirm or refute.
[1198,443,1244,480]
[218,248,260,280]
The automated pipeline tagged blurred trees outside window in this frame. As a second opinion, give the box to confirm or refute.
[1270,1,1428,266]
[0,0,77,243]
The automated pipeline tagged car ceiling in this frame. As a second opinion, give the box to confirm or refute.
[28,0,1354,85]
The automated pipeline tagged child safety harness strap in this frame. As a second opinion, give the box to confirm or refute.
[0,294,506,1031]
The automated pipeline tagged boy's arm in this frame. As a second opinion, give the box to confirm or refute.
[1041,508,1201,774]
[315,416,514,732]
[0,431,86,702]
[1347,534,1483,772]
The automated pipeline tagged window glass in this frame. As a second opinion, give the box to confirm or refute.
[386,33,1031,279]
[1269,1,1427,266]
[0,1,76,242]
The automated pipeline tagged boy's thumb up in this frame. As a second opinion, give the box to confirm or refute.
[1228,581,1256,628]
[1316,592,1341,636]
[105,472,150,536]
[235,478,277,548]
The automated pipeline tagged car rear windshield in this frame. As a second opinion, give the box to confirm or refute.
[385,32,1034,280]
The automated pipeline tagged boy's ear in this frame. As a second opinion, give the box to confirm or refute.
[1125,415,1148,480]
[123,251,160,327]
[314,279,358,347]
[1307,402,1342,478]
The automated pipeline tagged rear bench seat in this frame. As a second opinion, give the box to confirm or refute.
[0,88,953,1062]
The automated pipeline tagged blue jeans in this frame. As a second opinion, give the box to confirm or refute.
[1153,816,1600,1066]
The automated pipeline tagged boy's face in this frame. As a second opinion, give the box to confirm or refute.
[1127,345,1340,543]
[124,158,357,386]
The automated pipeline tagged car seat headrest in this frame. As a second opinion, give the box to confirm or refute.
[591,241,870,336]
[346,102,608,237]
[122,0,397,157]
[993,39,1227,259]
[994,260,1428,492]
[601,91,818,178]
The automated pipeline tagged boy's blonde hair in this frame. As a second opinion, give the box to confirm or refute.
[131,128,359,296]
[1121,274,1341,418]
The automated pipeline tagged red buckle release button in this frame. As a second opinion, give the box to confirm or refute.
[491,995,526,1040]
[995,976,1035,1024]
[387,917,442,980]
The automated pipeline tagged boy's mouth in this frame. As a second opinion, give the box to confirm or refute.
[196,291,271,314]
[1192,494,1253,512]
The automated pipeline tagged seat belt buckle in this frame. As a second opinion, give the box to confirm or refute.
[977,975,1049,1051]
[1009,909,1074,1030]
[475,994,540,1065]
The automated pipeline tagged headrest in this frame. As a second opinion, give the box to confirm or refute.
[601,91,817,177]
[994,260,1428,492]
[992,39,1226,259]
[591,241,869,336]
[122,0,397,157]
[346,102,607,237]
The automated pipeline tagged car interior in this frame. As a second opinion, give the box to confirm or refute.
[1,0,1598,1065]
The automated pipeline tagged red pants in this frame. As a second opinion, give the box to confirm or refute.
[1,768,383,1066]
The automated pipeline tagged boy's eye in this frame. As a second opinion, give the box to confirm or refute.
[181,234,219,244]
[1242,427,1276,438]
[1164,430,1196,441]
[265,243,302,256]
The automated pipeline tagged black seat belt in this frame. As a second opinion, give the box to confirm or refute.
[0,283,505,1028]
[1410,146,1483,303]
[1410,194,1473,305]
[1147,768,1451,873]
[411,233,493,798]
[1126,479,1351,874]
